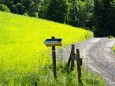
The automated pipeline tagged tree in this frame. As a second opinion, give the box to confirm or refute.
[0,4,10,12]
[94,0,115,36]
[0,0,5,4]
[33,0,40,11]
[66,0,77,26]
[23,0,38,17]
[45,0,68,23]
[104,0,115,36]
[38,0,50,18]
[10,5,18,13]
[66,0,94,27]
[13,0,20,4]
[16,3,25,14]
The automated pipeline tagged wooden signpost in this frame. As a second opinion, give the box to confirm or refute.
[44,38,83,85]
[44,36,62,78]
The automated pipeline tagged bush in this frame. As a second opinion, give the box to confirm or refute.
[16,3,25,14]
[0,4,10,12]
[23,13,28,16]
[30,12,38,17]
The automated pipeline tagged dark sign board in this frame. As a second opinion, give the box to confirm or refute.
[44,38,62,46]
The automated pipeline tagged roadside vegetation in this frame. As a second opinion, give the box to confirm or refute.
[114,45,115,52]
[110,36,115,53]
[0,11,106,85]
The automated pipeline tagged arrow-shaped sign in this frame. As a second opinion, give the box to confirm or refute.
[44,37,62,47]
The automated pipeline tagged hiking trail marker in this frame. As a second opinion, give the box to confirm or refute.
[44,37,62,47]
[44,36,62,78]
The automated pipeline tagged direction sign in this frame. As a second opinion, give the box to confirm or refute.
[44,38,62,46]
[44,36,62,78]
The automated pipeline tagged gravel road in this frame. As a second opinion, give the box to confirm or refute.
[56,38,115,86]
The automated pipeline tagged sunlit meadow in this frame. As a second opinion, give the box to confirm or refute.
[0,11,105,86]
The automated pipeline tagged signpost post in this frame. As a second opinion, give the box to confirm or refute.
[44,36,62,78]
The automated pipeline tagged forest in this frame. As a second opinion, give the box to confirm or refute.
[0,0,115,37]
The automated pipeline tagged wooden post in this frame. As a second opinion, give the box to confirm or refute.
[67,54,71,67]
[52,36,57,78]
[44,36,62,78]
[67,44,75,70]
[76,49,83,86]
[71,44,75,71]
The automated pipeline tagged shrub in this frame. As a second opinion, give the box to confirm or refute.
[16,3,25,14]
[23,13,28,16]
[0,4,10,12]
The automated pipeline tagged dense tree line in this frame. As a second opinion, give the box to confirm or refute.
[0,0,115,37]
[94,0,115,36]
[0,0,40,17]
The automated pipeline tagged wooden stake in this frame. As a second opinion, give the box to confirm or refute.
[67,44,75,70]
[71,44,75,71]
[76,49,83,86]
[67,54,71,67]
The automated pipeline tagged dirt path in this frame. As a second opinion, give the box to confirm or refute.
[56,38,115,86]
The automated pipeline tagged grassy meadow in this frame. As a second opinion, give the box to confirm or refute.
[0,11,105,86]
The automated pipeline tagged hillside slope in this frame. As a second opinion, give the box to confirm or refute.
[0,11,94,85]
[0,11,93,65]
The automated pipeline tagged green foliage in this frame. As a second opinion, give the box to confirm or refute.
[0,57,106,86]
[0,0,4,4]
[23,12,29,16]
[40,0,68,23]
[10,5,18,13]
[38,0,50,18]
[114,45,115,52]
[66,0,94,27]
[65,0,78,26]
[16,3,25,14]
[3,0,14,6]
[39,0,94,27]
[0,4,10,12]
[23,0,39,17]
[0,0,40,17]
[94,0,115,36]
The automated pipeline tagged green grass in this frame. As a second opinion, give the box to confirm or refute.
[0,11,105,86]
[110,36,115,53]
[114,45,115,52]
